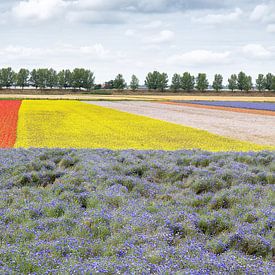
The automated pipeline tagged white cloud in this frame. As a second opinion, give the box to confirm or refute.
[250,4,269,21]
[242,44,272,58]
[267,24,275,33]
[250,3,275,23]
[143,20,163,29]
[146,30,175,44]
[12,0,69,21]
[193,8,242,24]
[167,50,231,66]
[0,43,112,61]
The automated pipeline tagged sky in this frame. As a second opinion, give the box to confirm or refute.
[0,0,274,84]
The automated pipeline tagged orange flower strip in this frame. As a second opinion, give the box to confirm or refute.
[0,100,21,148]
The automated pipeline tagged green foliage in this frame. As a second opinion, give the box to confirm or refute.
[228,74,238,91]
[170,73,181,91]
[256,74,266,91]
[181,72,195,91]
[113,74,126,90]
[16,68,30,89]
[0,67,16,88]
[145,71,168,91]
[198,214,231,236]
[265,73,273,91]
[72,68,95,90]
[196,73,209,92]
[272,76,275,92]
[212,74,223,92]
[130,74,139,91]
[237,71,252,91]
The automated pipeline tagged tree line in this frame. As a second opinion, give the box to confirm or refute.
[0,67,274,92]
[0,68,95,90]
[145,71,275,92]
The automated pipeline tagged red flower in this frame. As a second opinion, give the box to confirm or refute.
[0,100,21,148]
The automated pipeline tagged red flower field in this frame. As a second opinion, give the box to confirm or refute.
[0,100,21,148]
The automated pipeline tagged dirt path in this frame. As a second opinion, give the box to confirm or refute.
[0,94,275,102]
[86,101,275,146]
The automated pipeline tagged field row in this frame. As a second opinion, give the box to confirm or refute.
[0,100,274,151]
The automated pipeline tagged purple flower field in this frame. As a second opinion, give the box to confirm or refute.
[0,149,274,274]
[177,101,275,111]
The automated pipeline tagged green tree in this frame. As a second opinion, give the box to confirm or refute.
[196,73,209,92]
[0,67,16,88]
[145,71,159,90]
[159,73,169,92]
[181,72,195,92]
[16,69,30,89]
[46,68,58,89]
[130,75,139,91]
[104,80,114,89]
[113,74,126,90]
[212,74,223,92]
[29,69,39,89]
[243,76,253,92]
[145,71,168,91]
[272,76,275,92]
[170,73,181,92]
[237,72,253,92]
[71,68,95,90]
[83,70,95,90]
[256,74,266,91]
[36,69,48,89]
[265,73,274,91]
[228,74,238,92]
[57,69,72,89]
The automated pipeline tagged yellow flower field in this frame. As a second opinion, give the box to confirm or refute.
[15,100,273,151]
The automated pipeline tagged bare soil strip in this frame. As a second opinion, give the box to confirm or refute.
[86,101,275,146]
[161,102,275,116]
[0,94,275,102]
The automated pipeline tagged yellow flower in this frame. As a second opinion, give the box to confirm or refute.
[15,100,273,151]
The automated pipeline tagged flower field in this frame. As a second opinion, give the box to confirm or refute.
[0,149,274,273]
[12,100,273,151]
[178,101,275,111]
[0,100,21,148]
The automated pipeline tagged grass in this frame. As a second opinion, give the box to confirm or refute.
[14,100,273,151]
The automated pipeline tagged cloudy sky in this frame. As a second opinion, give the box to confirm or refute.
[0,0,274,83]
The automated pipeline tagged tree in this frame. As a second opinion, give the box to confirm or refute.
[130,75,139,91]
[145,71,168,91]
[256,74,266,91]
[71,68,95,90]
[237,71,247,91]
[58,69,72,89]
[181,72,195,92]
[228,74,238,92]
[272,76,275,92]
[145,71,159,90]
[0,67,16,88]
[16,69,30,89]
[29,69,39,89]
[196,73,209,92]
[170,73,181,92]
[113,74,126,90]
[244,76,253,92]
[212,74,223,92]
[265,73,274,91]
[36,69,48,89]
[159,73,169,92]
[46,68,58,89]
[104,80,114,89]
